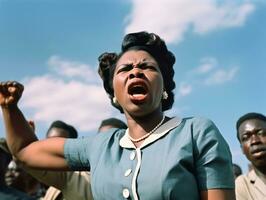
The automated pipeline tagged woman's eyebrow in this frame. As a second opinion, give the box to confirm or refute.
[140,61,157,65]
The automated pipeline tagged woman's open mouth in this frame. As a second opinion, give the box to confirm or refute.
[128,82,148,103]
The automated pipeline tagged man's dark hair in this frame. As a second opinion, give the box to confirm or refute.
[99,118,127,131]
[46,120,78,138]
[236,112,266,141]
[233,163,242,178]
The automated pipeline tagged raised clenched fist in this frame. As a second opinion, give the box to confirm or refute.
[0,81,24,107]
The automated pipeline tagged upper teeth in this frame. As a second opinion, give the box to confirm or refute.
[132,94,144,97]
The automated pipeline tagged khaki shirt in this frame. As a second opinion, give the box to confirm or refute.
[236,169,266,200]
[42,186,63,200]
[26,169,93,200]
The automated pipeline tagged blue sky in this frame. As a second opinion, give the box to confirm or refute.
[0,0,265,172]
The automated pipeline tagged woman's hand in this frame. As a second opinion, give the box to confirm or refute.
[0,81,24,107]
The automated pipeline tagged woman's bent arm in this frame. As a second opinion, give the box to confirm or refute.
[0,81,69,170]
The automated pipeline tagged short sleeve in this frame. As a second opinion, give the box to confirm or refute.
[63,128,122,171]
[64,137,91,171]
[192,118,235,190]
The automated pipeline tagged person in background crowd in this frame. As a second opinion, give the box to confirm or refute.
[46,120,78,139]
[233,163,243,179]
[0,31,235,199]
[26,120,92,200]
[0,138,35,200]
[5,120,46,200]
[98,117,127,132]
[235,112,266,200]
[5,158,46,199]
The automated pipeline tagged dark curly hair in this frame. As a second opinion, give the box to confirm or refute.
[98,31,176,113]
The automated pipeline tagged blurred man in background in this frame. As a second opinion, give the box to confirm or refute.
[0,138,35,200]
[98,117,127,132]
[233,163,243,179]
[235,112,266,200]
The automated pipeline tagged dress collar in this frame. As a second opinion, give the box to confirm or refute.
[119,117,182,149]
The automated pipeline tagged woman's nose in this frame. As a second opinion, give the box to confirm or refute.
[129,68,144,79]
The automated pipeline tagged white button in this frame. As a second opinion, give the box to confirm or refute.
[124,169,132,177]
[123,188,130,198]
[130,151,136,160]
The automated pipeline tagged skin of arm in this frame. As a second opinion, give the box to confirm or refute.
[201,189,236,200]
[0,81,69,170]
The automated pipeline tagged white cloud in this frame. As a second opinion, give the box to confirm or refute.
[204,66,239,85]
[175,57,239,100]
[125,0,255,44]
[194,57,217,74]
[192,2,254,33]
[20,57,116,132]
[177,82,192,97]
[48,56,99,83]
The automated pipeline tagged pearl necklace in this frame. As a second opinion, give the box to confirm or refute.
[128,115,166,143]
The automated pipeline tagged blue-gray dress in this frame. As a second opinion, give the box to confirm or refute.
[64,117,234,200]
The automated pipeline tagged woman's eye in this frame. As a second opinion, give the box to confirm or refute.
[116,64,132,73]
[141,64,157,71]
[147,65,157,70]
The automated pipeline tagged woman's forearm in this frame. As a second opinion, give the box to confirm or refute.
[1,105,38,156]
